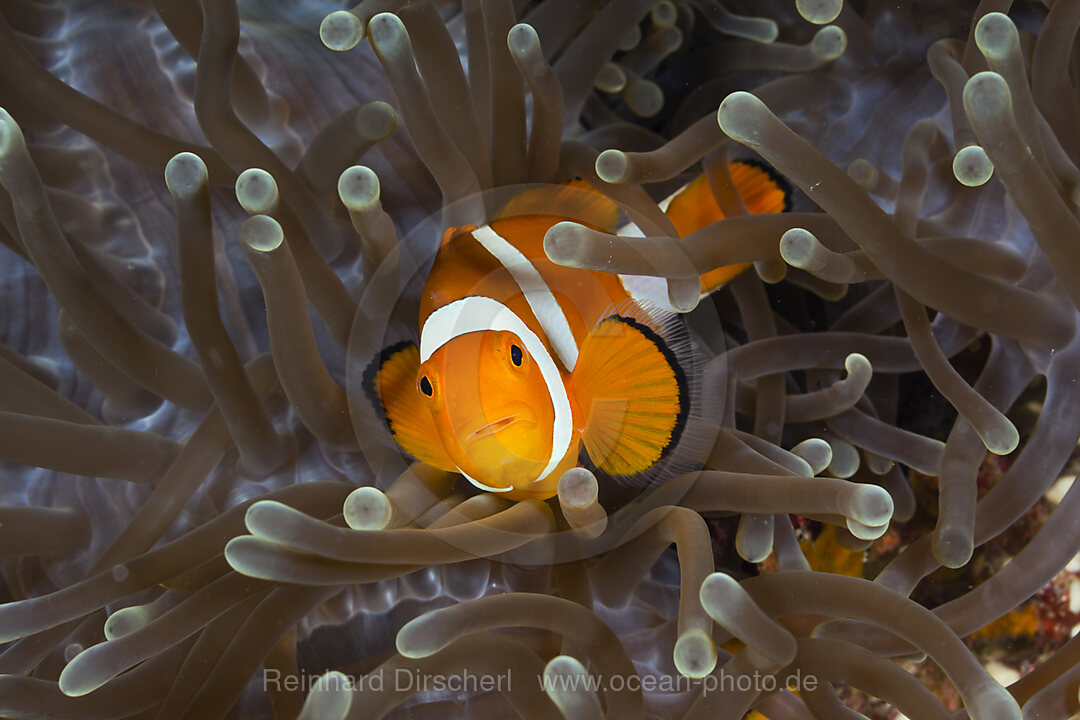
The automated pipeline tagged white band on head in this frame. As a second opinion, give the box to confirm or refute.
[473,225,579,371]
[460,470,513,493]
[420,296,574,487]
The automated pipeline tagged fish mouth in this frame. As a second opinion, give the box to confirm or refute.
[467,416,522,441]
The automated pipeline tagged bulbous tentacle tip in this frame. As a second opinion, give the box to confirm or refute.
[625,79,663,118]
[103,604,146,641]
[343,486,392,530]
[828,438,860,478]
[557,467,598,510]
[507,22,540,59]
[651,0,678,28]
[543,655,605,716]
[222,536,275,580]
[778,228,820,269]
[57,647,106,698]
[717,91,770,144]
[758,21,780,44]
[846,516,888,541]
[0,107,24,159]
[736,515,774,563]
[164,152,208,198]
[656,26,683,53]
[367,12,409,55]
[844,352,872,381]
[618,24,642,52]
[974,12,1019,61]
[847,158,878,186]
[356,101,397,141]
[849,484,894,527]
[984,420,1020,456]
[668,277,701,312]
[796,0,843,25]
[812,25,847,61]
[595,62,627,93]
[235,167,279,215]
[543,221,590,266]
[338,165,381,212]
[544,654,588,678]
[933,523,975,569]
[297,671,353,720]
[240,215,285,253]
[962,71,1012,126]
[699,571,740,606]
[953,145,994,187]
[673,629,718,679]
[791,438,833,475]
[395,614,436,658]
[595,149,629,184]
[320,10,364,51]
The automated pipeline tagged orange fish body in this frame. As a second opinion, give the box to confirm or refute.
[365,162,788,500]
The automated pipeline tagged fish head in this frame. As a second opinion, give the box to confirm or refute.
[418,329,565,496]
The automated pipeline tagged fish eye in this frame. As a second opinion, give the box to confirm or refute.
[419,375,433,397]
[510,344,523,367]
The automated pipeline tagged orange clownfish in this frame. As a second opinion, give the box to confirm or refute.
[364,161,789,501]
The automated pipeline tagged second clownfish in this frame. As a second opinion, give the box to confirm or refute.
[364,161,789,500]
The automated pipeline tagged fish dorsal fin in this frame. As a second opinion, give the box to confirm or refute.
[362,340,458,472]
[441,224,478,247]
[570,300,691,477]
[496,180,619,232]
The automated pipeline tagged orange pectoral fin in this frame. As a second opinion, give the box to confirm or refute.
[361,342,458,472]
[571,301,690,477]
[665,160,791,294]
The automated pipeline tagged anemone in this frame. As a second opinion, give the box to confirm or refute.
[0,0,1078,719]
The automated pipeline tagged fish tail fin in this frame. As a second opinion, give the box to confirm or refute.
[665,160,791,294]
[362,340,458,472]
[727,159,792,215]
[570,300,693,479]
